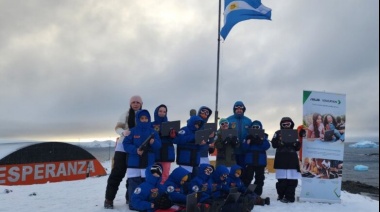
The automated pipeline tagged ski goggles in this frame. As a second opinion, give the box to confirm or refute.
[251,125,261,129]
[200,109,210,116]
[220,121,229,126]
[234,105,245,110]
[281,122,292,128]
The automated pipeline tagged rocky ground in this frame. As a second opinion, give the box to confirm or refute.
[342,181,379,200]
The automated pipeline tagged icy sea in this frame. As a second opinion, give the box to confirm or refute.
[82,136,379,188]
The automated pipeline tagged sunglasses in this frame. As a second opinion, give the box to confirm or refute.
[281,122,292,128]
[252,125,261,129]
[220,122,229,126]
[234,105,245,110]
[200,109,210,116]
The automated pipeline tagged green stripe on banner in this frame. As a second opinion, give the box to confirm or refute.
[303,90,312,104]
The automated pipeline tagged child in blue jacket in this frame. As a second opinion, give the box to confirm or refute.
[152,104,176,184]
[130,163,165,211]
[188,163,214,203]
[162,166,190,205]
[208,165,230,200]
[173,115,208,178]
[123,109,162,210]
[242,120,271,197]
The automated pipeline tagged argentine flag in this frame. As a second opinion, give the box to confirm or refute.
[220,0,272,40]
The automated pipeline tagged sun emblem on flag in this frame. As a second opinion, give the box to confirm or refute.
[229,3,238,10]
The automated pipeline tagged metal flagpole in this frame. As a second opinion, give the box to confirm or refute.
[215,0,222,125]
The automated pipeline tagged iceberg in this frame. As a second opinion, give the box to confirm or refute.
[354,165,369,171]
[349,140,379,148]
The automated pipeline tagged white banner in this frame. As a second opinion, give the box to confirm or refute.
[299,90,346,203]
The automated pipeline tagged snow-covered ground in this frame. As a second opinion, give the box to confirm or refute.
[0,160,378,212]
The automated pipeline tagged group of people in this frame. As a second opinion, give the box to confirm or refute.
[103,95,304,211]
[301,158,343,179]
[306,113,345,142]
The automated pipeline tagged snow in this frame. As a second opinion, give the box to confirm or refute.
[349,141,379,148]
[0,161,378,212]
[0,141,379,212]
[354,165,369,171]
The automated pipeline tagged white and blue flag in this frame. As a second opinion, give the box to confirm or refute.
[220,0,272,40]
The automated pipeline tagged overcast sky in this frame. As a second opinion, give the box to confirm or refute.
[0,0,378,142]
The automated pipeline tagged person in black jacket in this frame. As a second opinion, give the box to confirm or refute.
[271,117,301,203]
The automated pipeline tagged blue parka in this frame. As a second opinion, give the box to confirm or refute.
[163,166,190,204]
[123,109,162,168]
[208,165,230,199]
[227,165,246,193]
[173,115,208,167]
[197,106,214,158]
[227,101,252,154]
[130,165,165,212]
[152,104,175,162]
[188,163,213,203]
[243,120,271,166]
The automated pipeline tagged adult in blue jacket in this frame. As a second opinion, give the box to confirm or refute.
[163,166,190,205]
[152,104,175,184]
[123,109,161,210]
[226,101,252,168]
[130,163,165,212]
[173,115,208,177]
[242,120,271,197]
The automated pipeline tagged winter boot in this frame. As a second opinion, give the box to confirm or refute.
[254,197,265,206]
[264,197,270,205]
[280,198,290,203]
[104,199,113,209]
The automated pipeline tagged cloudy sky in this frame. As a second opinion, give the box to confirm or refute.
[0,0,378,142]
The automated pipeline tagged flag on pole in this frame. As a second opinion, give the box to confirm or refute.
[220,0,272,40]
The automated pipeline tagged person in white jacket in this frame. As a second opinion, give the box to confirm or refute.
[104,95,143,209]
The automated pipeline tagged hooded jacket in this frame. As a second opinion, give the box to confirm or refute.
[188,163,213,202]
[243,120,271,166]
[227,101,252,154]
[197,106,214,157]
[271,117,301,170]
[130,165,165,212]
[163,167,190,204]
[152,104,175,162]
[208,165,230,199]
[173,115,208,167]
[123,109,162,168]
[227,165,246,193]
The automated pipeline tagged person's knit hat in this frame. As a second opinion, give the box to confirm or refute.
[219,118,229,126]
[130,95,143,105]
[151,163,163,177]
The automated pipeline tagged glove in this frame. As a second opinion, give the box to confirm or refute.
[208,147,215,155]
[154,193,173,209]
[224,136,231,145]
[264,133,269,140]
[169,128,177,138]
[246,134,254,141]
[299,129,306,137]
[252,136,263,145]
[231,136,239,147]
